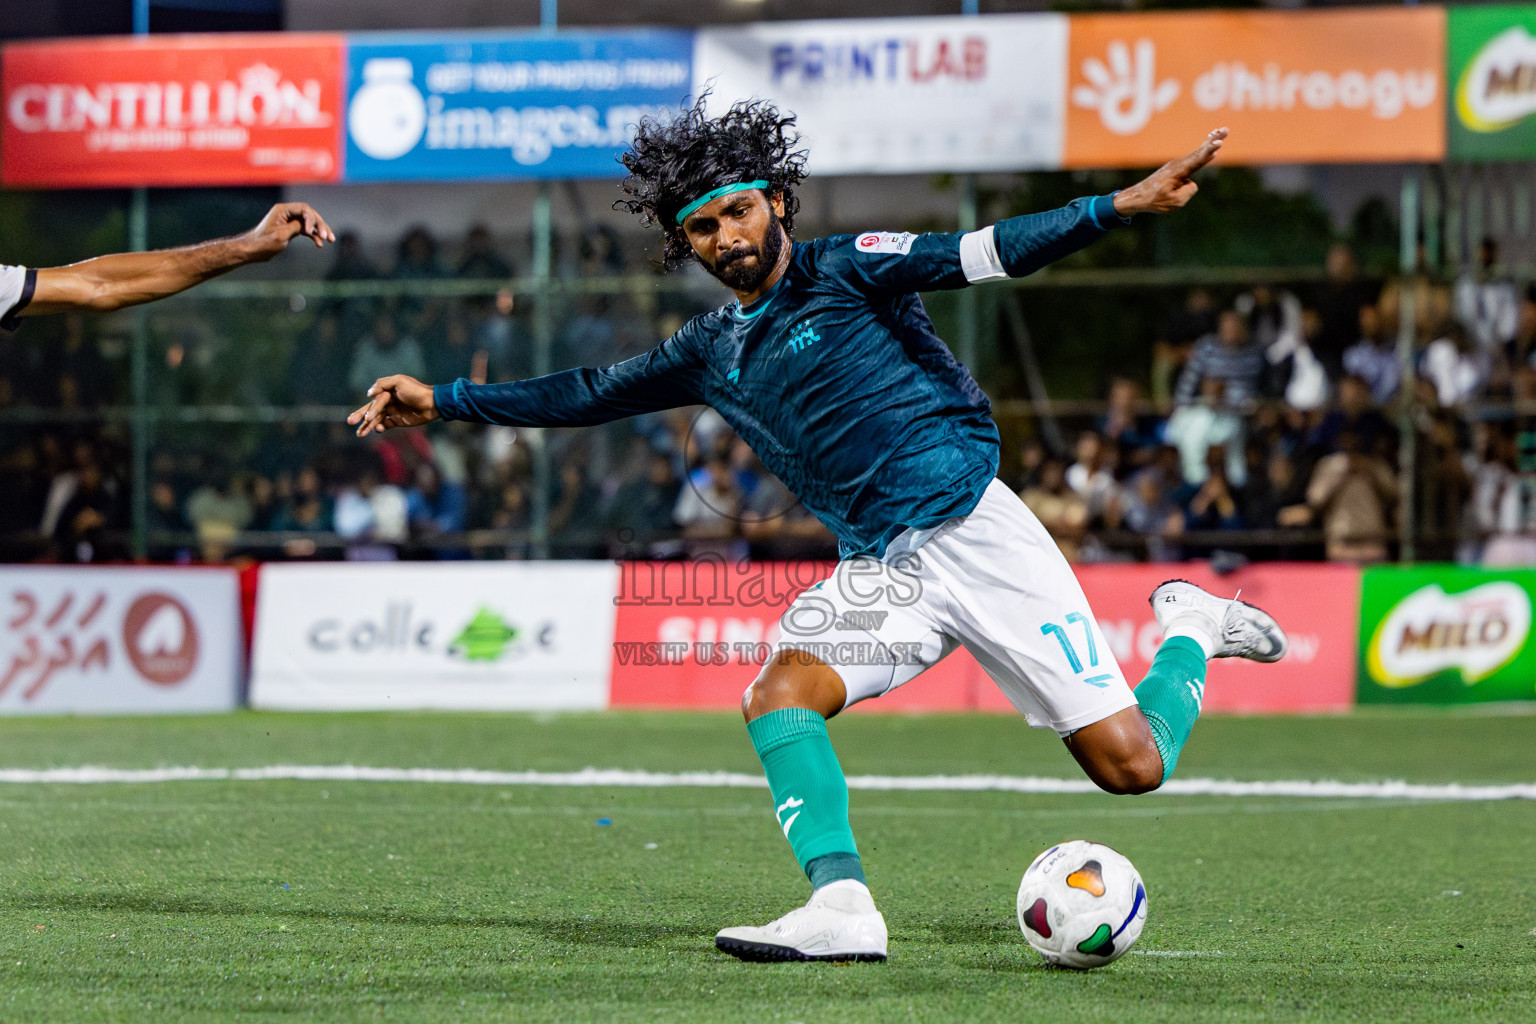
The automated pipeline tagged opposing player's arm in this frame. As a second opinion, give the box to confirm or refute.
[844,128,1228,296]
[349,326,708,437]
[9,202,333,321]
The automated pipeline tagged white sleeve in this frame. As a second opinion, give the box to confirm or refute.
[0,264,36,330]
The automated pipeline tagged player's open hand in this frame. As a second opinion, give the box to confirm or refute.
[1113,128,1228,218]
[242,202,337,262]
[348,375,440,437]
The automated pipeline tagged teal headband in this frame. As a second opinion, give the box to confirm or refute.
[674,180,770,224]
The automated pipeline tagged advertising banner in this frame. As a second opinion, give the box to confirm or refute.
[1077,563,1361,714]
[1357,566,1536,705]
[609,561,1357,715]
[608,560,1011,713]
[693,15,1067,175]
[249,562,619,711]
[0,567,241,715]
[1063,8,1445,168]
[1,34,345,188]
[343,29,692,182]
[1448,5,1536,161]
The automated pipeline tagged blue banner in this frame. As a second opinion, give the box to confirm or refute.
[343,30,692,182]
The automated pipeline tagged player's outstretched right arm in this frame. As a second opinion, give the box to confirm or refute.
[349,375,441,437]
[350,327,709,437]
[5,202,334,323]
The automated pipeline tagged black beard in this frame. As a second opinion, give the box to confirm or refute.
[705,212,786,292]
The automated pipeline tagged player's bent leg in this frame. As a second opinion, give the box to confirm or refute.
[718,651,888,963]
[1064,580,1290,794]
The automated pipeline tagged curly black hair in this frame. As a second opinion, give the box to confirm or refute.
[616,94,809,271]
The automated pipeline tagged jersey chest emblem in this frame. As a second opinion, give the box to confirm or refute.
[786,319,822,354]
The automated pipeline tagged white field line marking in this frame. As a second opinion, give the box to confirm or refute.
[0,766,1532,801]
[1132,950,1226,958]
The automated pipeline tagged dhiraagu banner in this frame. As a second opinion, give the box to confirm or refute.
[1358,566,1536,705]
[1449,5,1536,161]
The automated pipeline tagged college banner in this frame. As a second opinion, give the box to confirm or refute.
[249,562,619,711]
[1063,8,1445,168]
[1357,566,1536,705]
[0,567,241,715]
[1448,5,1536,161]
[343,29,692,181]
[693,15,1068,175]
[609,561,1359,715]
[1,34,345,188]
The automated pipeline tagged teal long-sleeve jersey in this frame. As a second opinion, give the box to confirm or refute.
[435,193,1128,559]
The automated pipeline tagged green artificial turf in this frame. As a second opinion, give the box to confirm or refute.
[0,710,1532,1022]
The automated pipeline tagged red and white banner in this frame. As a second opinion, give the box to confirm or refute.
[1075,563,1360,714]
[1,34,345,188]
[610,561,1360,715]
[0,566,242,715]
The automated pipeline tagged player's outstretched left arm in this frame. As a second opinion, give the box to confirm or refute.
[15,202,335,318]
[845,128,1228,296]
[1112,127,1228,217]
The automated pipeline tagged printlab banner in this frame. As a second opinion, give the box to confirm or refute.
[249,562,620,710]
[1357,566,1536,705]
[693,15,1068,175]
[343,29,692,181]
[1448,5,1536,161]
[0,567,242,715]
[1,34,345,187]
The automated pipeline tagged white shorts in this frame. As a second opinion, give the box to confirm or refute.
[771,479,1138,735]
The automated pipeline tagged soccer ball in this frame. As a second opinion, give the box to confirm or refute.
[1016,840,1147,969]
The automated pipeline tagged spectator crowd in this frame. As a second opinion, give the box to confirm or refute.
[1018,241,1536,567]
[2,226,1535,568]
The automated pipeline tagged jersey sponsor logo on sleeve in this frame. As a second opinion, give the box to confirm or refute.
[854,231,916,256]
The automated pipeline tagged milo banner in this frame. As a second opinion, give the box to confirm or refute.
[1358,566,1536,705]
[1448,5,1536,161]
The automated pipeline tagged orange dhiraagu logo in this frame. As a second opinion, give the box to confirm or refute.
[1064,7,1445,167]
[1367,583,1531,688]
[1066,860,1106,897]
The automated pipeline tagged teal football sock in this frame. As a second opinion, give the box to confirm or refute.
[747,708,864,888]
[1133,635,1208,784]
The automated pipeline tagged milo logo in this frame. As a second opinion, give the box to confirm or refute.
[1366,582,1531,687]
[1457,25,1536,133]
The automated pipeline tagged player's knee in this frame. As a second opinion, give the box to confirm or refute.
[742,651,841,722]
[742,671,805,721]
[1092,750,1164,796]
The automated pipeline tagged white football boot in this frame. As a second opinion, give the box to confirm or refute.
[1149,579,1288,663]
[715,880,889,963]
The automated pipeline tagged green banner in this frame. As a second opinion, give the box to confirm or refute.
[1358,566,1536,704]
[1449,5,1536,161]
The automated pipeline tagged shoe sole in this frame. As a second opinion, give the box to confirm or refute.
[1150,578,1288,663]
[714,935,887,963]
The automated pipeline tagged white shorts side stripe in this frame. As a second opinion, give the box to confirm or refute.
[959,225,1007,283]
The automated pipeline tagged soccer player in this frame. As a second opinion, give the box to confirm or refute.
[0,203,335,328]
[348,100,1288,963]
